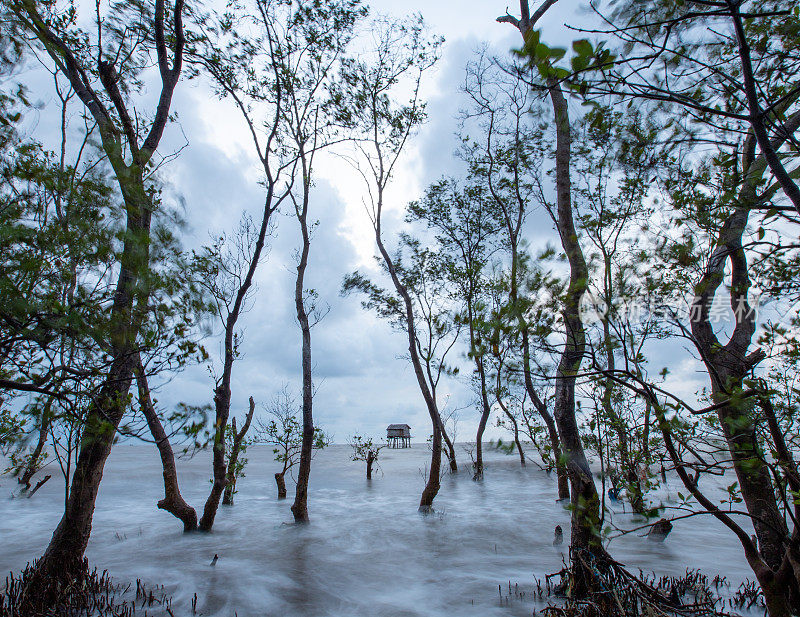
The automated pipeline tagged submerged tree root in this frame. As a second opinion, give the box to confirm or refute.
[0,559,173,617]
[529,551,763,617]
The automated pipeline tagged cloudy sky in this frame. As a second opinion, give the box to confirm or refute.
[151,0,596,445]
[22,0,713,445]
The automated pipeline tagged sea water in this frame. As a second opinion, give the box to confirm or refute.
[0,443,758,616]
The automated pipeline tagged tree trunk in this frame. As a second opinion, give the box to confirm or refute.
[290,315,313,522]
[27,474,51,498]
[686,147,799,613]
[496,390,526,467]
[275,472,287,500]
[35,359,137,580]
[135,356,197,531]
[510,413,525,467]
[291,167,314,524]
[33,181,153,581]
[524,332,569,500]
[419,422,442,512]
[486,8,569,495]
[642,399,651,469]
[766,437,800,615]
[470,301,492,480]
[715,388,787,570]
[222,417,237,506]
[728,3,800,214]
[198,188,275,532]
[548,78,604,594]
[11,0,186,591]
[366,452,374,479]
[474,414,487,479]
[690,197,789,573]
[652,395,795,617]
[222,398,255,507]
[440,416,458,473]
[19,398,52,489]
[199,381,231,530]
[601,317,645,514]
[496,6,592,546]
[374,200,443,511]
[477,16,568,494]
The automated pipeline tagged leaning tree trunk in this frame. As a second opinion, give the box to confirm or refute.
[715,387,788,569]
[11,0,186,592]
[34,180,154,582]
[37,361,137,578]
[374,213,443,512]
[500,159,569,494]
[484,9,569,494]
[496,7,598,563]
[760,394,800,611]
[135,356,197,531]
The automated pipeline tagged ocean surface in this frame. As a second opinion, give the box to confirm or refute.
[1,443,758,616]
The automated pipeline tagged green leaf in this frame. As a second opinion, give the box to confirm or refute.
[572,39,592,58]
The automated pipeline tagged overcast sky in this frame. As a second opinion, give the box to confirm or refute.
[21,0,715,445]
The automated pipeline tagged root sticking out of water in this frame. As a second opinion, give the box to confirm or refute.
[501,556,764,617]
[0,559,173,617]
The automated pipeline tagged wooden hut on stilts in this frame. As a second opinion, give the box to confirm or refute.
[386,424,412,448]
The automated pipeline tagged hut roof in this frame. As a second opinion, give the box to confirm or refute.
[387,424,411,430]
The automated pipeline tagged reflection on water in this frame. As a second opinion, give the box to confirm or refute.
[1,444,756,616]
